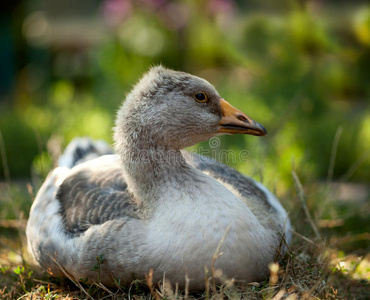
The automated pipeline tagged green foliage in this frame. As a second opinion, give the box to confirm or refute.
[1,1,368,186]
[91,254,105,272]
[13,265,24,275]
[0,110,40,178]
[0,266,10,274]
[0,183,31,219]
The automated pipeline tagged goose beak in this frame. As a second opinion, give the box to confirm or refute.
[217,99,267,136]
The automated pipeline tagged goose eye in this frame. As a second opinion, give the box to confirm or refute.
[194,92,208,102]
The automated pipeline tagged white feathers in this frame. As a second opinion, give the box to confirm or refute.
[253,180,292,244]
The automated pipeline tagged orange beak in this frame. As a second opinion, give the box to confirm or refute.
[217,99,267,136]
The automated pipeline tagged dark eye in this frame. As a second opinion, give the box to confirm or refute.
[194,92,208,102]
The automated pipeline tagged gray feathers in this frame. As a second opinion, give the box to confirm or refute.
[57,164,138,235]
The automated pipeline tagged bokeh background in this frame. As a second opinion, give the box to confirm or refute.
[1,0,370,184]
[0,0,369,294]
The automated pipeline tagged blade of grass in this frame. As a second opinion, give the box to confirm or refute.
[291,170,321,240]
[327,126,342,182]
[211,225,231,293]
[290,230,318,246]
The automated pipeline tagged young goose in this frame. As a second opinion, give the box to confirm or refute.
[27,66,291,290]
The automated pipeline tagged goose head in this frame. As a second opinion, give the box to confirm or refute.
[114,66,266,153]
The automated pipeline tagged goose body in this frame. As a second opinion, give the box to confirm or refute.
[27,66,291,289]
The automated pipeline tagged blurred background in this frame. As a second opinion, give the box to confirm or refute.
[0,0,369,274]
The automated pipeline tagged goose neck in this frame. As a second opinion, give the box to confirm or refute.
[118,141,188,203]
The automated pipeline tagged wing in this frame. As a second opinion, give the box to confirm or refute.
[56,155,139,235]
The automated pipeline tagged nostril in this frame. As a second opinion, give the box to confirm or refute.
[237,114,249,123]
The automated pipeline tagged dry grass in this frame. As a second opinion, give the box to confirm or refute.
[0,230,368,300]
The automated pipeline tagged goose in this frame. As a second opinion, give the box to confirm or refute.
[26,66,291,290]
